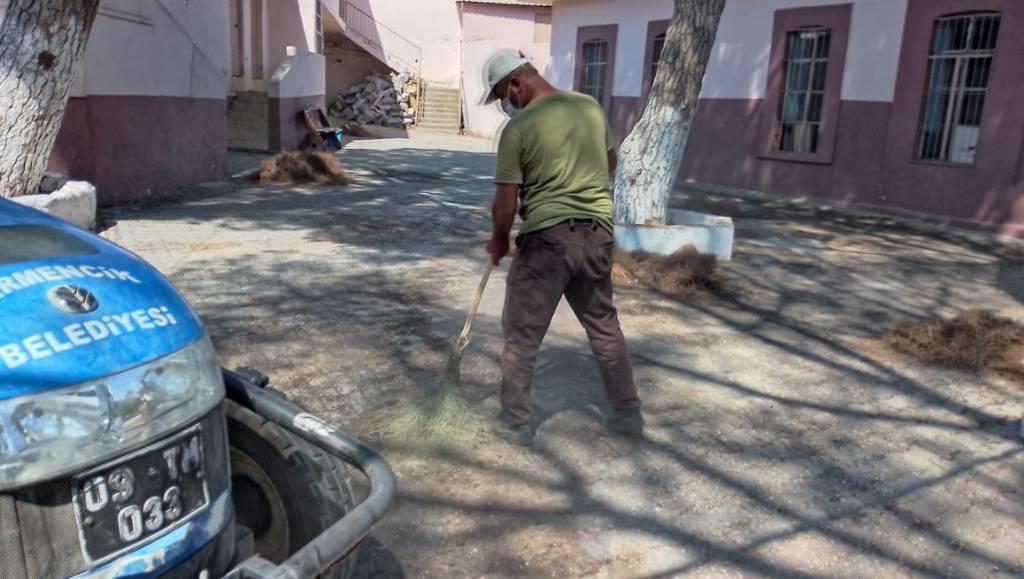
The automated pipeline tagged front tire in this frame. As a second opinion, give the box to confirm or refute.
[225,398,356,578]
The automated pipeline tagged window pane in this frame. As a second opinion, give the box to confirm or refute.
[780,124,796,151]
[786,62,810,91]
[920,87,950,159]
[815,32,831,59]
[952,18,970,51]
[787,34,804,60]
[582,39,608,102]
[804,124,819,153]
[807,93,824,121]
[652,34,665,67]
[928,57,956,92]
[963,57,992,89]
[780,123,818,153]
[811,61,827,90]
[782,92,805,122]
[959,92,986,126]
[970,15,1000,51]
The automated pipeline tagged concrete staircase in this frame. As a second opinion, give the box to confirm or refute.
[417,86,462,134]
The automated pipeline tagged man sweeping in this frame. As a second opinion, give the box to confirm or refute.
[482,49,643,446]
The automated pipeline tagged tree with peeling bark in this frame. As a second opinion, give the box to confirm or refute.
[0,0,100,198]
[614,0,726,226]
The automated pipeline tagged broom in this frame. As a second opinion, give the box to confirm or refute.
[389,259,494,443]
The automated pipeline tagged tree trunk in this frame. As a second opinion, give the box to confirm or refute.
[0,0,99,197]
[613,0,726,226]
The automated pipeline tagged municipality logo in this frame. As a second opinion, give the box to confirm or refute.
[47,285,99,314]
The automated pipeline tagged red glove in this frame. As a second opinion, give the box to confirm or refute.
[486,237,511,266]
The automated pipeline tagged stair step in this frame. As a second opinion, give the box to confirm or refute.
[417,122,462,129]
[417,120,460,128]
[415,127,460,134]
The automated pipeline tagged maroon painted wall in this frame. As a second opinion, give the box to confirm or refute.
[268,94,326,151]
[682,99,889,206]
[609,96,640,146]
[673,0,1024,236]
[48,96,227,205]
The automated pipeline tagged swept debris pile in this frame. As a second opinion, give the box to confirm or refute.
[883,309,1024,379]
[255,152,349,185]
[329,73,419,128]
[613,246,726,300]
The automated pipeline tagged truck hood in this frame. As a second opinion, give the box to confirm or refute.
[0,200,204,399]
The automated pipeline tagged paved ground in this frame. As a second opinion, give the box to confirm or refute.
[103,134,1024,578]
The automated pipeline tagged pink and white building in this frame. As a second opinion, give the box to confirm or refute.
[459,0,553,139]
[551,0,1024,236]
[0,1,232,205]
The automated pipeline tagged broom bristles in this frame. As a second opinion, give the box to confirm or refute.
[387,341,487,444]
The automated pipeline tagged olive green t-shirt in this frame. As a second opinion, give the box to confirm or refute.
[494,92,615,236]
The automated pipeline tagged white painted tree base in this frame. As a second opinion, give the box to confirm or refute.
[615,209,734,260]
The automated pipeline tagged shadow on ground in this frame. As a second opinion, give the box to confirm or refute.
[104,142,1024,577]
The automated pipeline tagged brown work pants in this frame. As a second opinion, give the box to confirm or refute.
[500,220,640,426]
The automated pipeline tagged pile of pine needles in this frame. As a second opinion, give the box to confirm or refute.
[613,246,726,299]
[255,151,349,184]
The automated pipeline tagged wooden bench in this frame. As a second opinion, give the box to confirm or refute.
[300,107,343,151]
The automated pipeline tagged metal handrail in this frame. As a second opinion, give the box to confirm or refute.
[341,0,422,76]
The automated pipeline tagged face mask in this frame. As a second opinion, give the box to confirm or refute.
[500,97,521,118]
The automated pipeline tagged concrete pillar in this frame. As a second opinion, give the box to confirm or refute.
[242,0,253,91]
[261,0,269,84]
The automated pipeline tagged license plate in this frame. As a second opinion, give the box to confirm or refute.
[72,425,210,564]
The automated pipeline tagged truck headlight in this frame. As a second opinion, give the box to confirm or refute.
[0,335,223,490]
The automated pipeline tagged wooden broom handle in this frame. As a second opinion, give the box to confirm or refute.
[458,258,494,341]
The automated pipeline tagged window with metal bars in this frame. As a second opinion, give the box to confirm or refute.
[777,28,831,153]
[651,33,666,85]
[917,13,1000,164]
[581,40,608,104]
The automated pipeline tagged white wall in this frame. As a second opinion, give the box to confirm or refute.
[0,0,229,100]
[345,0,462,87]
[67,0,230,99]
[550,0,672,97]
[550,0,908,102]
[269,50,327,98]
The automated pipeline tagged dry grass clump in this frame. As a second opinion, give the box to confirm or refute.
[613,245,726,300]
[883,309,1024,377]
[255,151,349,184]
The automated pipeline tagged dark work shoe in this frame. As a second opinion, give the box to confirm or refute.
[607,408,645,438]
[494,420,534,446]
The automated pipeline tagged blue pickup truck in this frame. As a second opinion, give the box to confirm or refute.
[0,198,394,578]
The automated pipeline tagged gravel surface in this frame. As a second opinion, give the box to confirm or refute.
[103,134,1024,578]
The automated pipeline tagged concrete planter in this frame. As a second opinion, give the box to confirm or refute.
[615,209,734,260]
[12,181,97,231]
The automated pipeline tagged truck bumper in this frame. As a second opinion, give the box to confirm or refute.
[221,370,397,579]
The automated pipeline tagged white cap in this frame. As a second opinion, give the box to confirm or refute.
[480,49,530,105]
